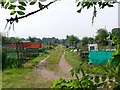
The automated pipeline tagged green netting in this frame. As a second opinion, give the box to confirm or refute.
[88,51,114,64]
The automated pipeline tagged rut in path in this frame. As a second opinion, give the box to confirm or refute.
[33,50,75,81]
[56,51,75,80]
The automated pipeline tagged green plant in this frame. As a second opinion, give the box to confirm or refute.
[2,47,7,69]
[52,60,120,89]
[2,47,22,70]
[51,63,108,89]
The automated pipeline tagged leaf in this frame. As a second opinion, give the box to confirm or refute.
[93,2,97,5]
[17,11,25,15]
[38,2,43,9]
[77,8,82,13]
[30,0,37,5]
[93,6,97,17]
[39,0,46,2]
[95,76,100,83]
[101,2,107,9]
[18,6,26,10]
[0,0,6,7]
[102,75,106,82]
[15,15,19,23]
[10,11,16,15]
[5,2,9,9]
[87,4,91,9]
[88,80,94,86]
[98,2,102,7]
[8,4,16,10]
[106,60,111,68]
[70,69,74,77]
[108,4,113,7]
[87,3,93,9]
[97,82,104,87]
[81,68,85,76]
[19,1,27,6]
[77,2,81,7]
[9,0,17,3]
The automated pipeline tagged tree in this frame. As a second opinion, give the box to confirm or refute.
[112,28,120,40]
[88,37,95,44]
[66,35,79,48]
[28,36,42,42]
[95,28,108,42]
[81,37,89,46]
[2,36,23,44]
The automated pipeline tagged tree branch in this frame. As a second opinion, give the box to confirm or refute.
[6,0,58,23]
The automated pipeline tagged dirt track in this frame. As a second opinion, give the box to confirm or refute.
[33,50,75,81]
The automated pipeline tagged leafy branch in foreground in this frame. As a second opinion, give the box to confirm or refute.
[1,0,58,31]
[52,61,120,89]
[76,0,119,24]
[51,63,107,89]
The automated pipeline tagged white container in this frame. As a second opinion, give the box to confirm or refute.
[88,44,98,52]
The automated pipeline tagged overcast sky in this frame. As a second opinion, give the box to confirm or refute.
[0,0,118,39]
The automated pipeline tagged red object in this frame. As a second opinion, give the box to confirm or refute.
[23,42,31,48]
[6,42,41,49]
[30,43,41,48]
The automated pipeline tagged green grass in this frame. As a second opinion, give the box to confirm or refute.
[2,52,51,88]
[2,68,31,88]
[65,49,80,68]
[2,68,52,88]
[23,53,48,68]
[65,49,89,73]
[46,45,63,72]
[65,48,106,75]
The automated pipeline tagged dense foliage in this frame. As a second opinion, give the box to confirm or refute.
[95,28,109,42]
[2,47,18,69]
[66,35,80,48]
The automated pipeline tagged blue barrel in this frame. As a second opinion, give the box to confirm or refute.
[88,51,114,64]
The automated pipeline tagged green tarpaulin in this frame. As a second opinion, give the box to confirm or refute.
[88,51,114,64]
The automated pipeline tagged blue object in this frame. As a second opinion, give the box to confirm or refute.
[88,51,114,64]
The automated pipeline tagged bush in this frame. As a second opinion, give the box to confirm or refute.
[2,47,19,70]
[2,48,7,69]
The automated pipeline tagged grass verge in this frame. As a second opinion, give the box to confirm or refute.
[2,52,51,88]
[46,45,63,72]
[65,48,105,75]
[65,49,80,68]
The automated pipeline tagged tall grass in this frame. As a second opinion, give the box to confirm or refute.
[65,49,80,68]
[46,45,63,71]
